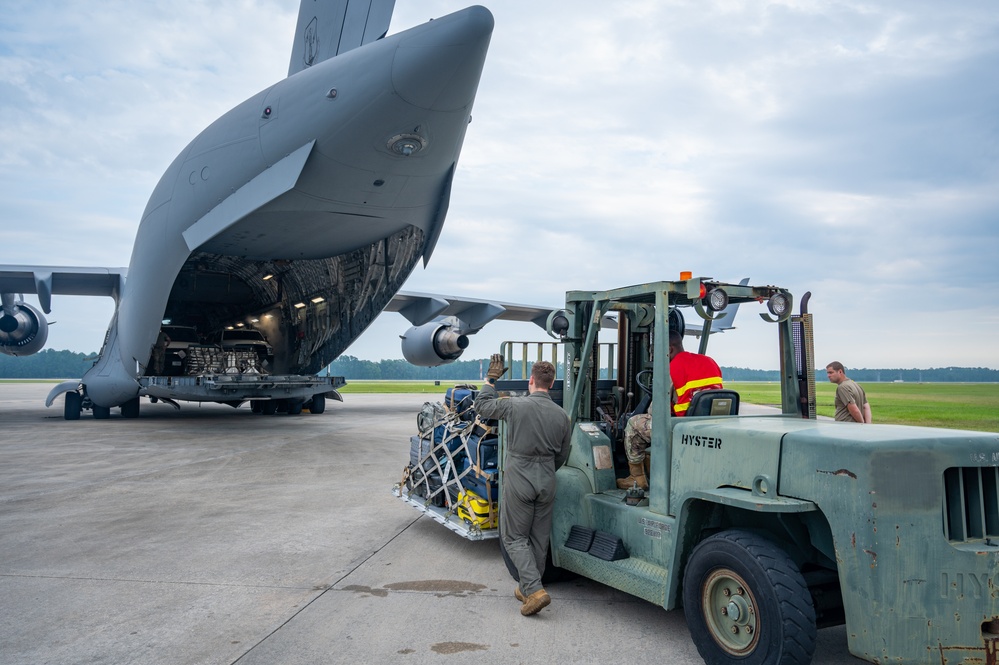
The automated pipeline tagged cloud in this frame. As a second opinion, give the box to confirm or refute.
[2,0,997,370]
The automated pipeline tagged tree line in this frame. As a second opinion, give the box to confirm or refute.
[3,350,998,383]
[0,350,95,378]
[324,358,998,383]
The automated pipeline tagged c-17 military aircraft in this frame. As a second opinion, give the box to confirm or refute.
[0,1,752,421]
[0,0,546,419]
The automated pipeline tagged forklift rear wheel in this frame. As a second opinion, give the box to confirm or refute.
[683,529,816,665]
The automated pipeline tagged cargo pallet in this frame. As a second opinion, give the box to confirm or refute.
[392,485,498,541]
[396,389,500,541]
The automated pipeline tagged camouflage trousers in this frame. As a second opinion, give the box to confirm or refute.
[624,413,652,464]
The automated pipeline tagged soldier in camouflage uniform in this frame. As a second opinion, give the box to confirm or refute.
[474,354,571,617]
[617,332,722,490]
[617,412,653,490]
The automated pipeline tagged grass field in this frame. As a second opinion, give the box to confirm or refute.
[340,380,999,433]
[5,379,997,433]
[728,381,999,433]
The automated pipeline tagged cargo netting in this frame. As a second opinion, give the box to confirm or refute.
[395,385,501,539]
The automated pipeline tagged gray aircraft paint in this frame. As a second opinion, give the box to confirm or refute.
[93,6,492,407]
[1,2,494,409]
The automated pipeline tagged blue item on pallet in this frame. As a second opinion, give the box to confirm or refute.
[461,459,498,501]
[467,434,498,474]
[462,431,499,501]
[439,421,468,460]
[445,385,478,421]
[410,428,466,473]
[432,423,447,445]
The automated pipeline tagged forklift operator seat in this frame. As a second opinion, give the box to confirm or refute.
[686,389,740,417]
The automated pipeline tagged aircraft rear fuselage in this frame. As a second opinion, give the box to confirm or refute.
[83,6,493,407]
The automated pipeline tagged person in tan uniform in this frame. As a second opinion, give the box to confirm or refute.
[826,361,872,423]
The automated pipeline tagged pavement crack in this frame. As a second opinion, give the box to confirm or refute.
[229,514,422,664]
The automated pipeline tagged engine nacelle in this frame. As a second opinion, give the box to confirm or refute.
[0,300,49,356]
[400,321,469,367]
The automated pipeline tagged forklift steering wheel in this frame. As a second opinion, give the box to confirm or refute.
[636,369,653,397]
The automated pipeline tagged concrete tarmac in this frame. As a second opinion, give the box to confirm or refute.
[0,383,858,664]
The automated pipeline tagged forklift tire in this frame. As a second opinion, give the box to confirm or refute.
[498,523,575,585]
[682,529,816,665]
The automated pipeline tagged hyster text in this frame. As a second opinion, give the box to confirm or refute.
[681,434,722,449]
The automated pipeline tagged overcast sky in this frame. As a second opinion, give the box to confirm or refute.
[2,0,997,371]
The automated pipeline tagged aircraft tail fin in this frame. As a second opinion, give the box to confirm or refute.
[288,0,397,77]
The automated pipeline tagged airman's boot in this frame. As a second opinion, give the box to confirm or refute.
[520,589,551,616]
[616,462,648,490]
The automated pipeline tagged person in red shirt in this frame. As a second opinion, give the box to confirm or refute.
[668,332,723,416]
[617,332,723,489]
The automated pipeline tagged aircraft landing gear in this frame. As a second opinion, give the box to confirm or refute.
[307,394,326,414]
[121,397,140,418]
[64,392,82,420]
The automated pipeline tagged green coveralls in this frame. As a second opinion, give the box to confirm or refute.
[474,384,572,596]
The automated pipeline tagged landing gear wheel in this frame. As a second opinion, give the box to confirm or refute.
[287,400,303,415]
[307,394,326,414]
[262,400,278,415]
[64,392,82,420]
[120,397,140,418]
[683,529,816,665]
[92,404,111,420]
[250,401,262,414]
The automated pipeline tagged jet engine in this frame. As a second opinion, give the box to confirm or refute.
[400,320,469,367]
[0,297,49,357]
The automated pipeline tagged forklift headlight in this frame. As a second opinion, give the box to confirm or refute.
[767,292,791,318]
[705,288,728,312]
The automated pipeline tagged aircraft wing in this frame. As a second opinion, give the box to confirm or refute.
[288,0,397,77]
[386,291,556,333]
[385,281,749,368]
[0,265,126,313]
